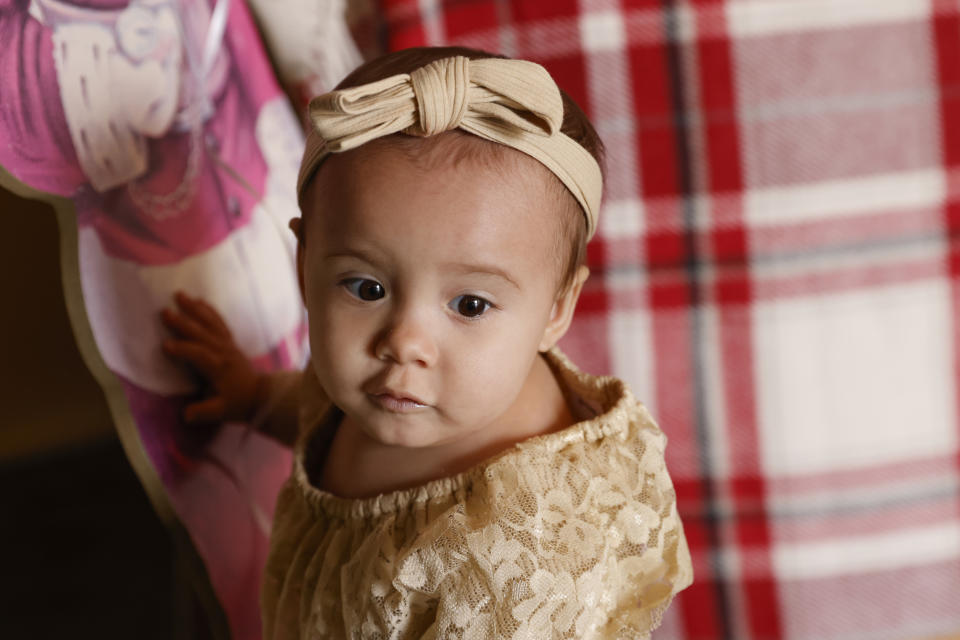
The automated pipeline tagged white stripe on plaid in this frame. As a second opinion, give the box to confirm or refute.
[417,0,447,44]
[774,521,960,580]
[726,0,932,38]
[754,279,956,476]
[743,169,945,226]
[579,9,625,53]
[599,198,646,238]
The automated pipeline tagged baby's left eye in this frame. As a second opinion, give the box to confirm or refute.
[342,278,386,301]
[450,295,492,318]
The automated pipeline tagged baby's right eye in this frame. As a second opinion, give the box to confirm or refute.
[342,278,386,301]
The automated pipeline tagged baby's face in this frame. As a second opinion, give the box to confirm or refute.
[299,139,573,448]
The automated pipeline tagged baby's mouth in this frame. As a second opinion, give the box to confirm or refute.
[367,388,430,413]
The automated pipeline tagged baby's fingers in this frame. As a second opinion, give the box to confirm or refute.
[183,396,227,424]
[174,292,233,338]
[162,307,220,345]
[162,339,222,377]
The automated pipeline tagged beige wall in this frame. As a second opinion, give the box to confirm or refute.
[0,187,114,461]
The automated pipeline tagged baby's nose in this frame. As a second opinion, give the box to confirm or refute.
[374,313,438,367]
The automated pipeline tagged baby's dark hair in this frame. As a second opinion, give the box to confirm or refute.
[300,46,606,292]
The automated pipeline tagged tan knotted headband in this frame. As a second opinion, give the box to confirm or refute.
[296,56,603,239]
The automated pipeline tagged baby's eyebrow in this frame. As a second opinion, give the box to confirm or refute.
[444,262,521,290]
[322,247,382,264]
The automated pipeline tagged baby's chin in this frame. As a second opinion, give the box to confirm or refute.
[352,408,463,449]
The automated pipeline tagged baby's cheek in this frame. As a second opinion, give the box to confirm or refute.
[310,312,362,377]
[317,302,369,345]
[453,341,531,413]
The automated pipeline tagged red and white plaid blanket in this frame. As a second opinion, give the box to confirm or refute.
[358,1,960,638]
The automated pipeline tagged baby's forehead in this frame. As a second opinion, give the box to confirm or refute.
[363,132,556,185]
[302,131,578,255]
[301,133,582,287]
[315,138,551,209]
[306,133,560,211]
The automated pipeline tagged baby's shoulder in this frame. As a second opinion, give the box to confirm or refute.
[440,410,667,541]
[393,417,684,621]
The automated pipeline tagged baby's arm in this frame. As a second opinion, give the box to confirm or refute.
[161,292,302,447]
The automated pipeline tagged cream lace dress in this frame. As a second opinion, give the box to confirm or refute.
[261,350,693,639]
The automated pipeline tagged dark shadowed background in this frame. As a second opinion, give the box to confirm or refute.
[0,186,211,638]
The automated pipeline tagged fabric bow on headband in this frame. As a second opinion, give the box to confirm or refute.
[296,56,603,239]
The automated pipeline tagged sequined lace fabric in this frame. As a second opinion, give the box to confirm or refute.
[261,350,693,639]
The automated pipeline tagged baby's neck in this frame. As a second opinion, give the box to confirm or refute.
[318,354,574,499]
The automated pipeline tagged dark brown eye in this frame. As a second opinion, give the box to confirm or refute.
[344,278,385,301]
[452,295,490,318]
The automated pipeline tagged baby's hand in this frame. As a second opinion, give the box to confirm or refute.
[161,292,262,424]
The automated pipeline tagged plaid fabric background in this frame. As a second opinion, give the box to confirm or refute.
[361,0,960,638]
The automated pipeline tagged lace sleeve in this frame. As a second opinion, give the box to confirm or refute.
[396,407,693,639]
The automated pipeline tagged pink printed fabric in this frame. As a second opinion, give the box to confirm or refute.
[0,1,311,638]
[367,1,960,638]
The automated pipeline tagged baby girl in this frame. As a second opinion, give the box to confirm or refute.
[163,46,692,639]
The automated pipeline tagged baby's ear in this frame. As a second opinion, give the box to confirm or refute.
[288,217,302,239]
[539,265,589,352]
